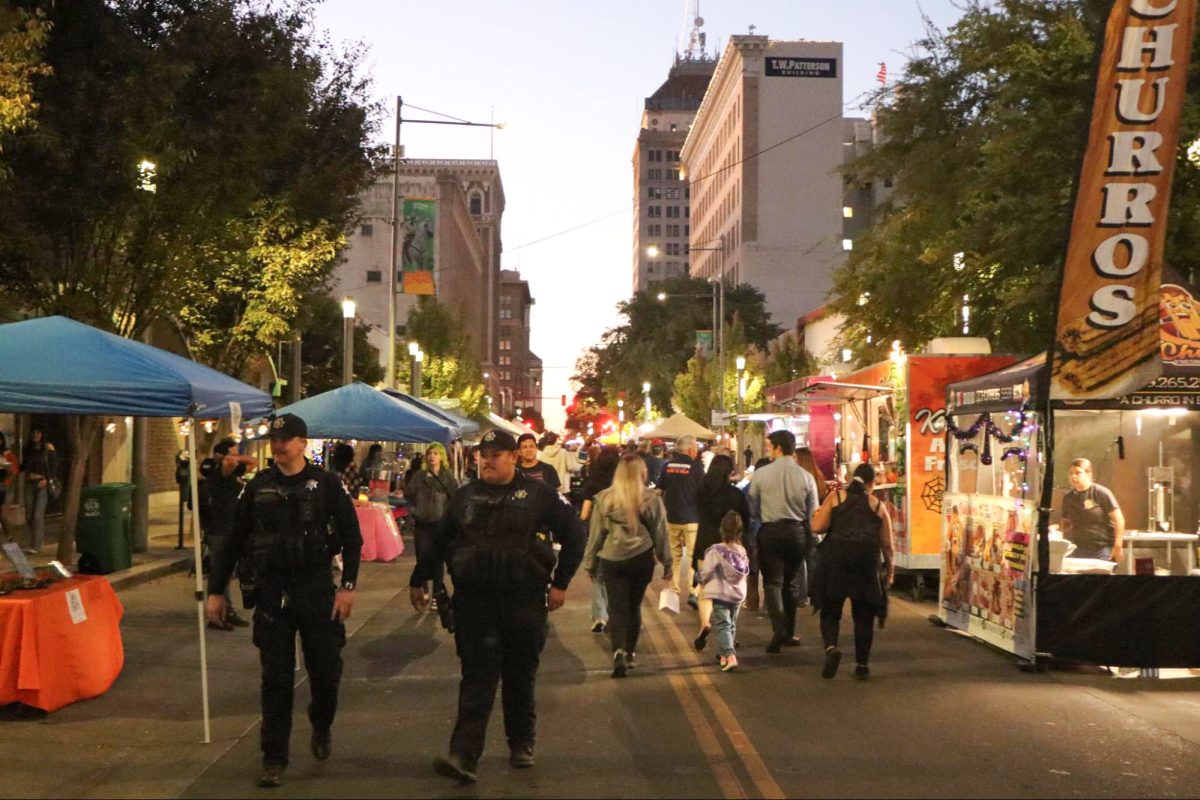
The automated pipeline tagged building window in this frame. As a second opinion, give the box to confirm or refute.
[500,339,512,351]
[666,206,680,219]
[665,188,681,200]
[360,224,373,236]
[666,242,682,256]
[499,309,512,320]
[470,193,483,216]
[842,239,854,251]
[668,150,680,162]
[648,168,663,180]
[647,187,662,199]
[648,206,662,218]
[499,354,511,365]
[649,149,662,162]
[667,168,679,180]
[647,224,661,236]
[366,270,382,283]
[669,123,677,131]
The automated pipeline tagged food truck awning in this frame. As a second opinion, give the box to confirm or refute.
[946,353,1044,414]
[784,381,892,406]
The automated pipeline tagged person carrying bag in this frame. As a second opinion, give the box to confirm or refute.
[808,462,895,681]
[582,454,673,678]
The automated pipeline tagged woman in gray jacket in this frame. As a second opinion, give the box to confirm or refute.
[583,454,672,678]
[405,443,460,631]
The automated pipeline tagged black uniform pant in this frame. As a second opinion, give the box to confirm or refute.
[414,520,448,596]
[450,590,548,760]
[759,521,809,639]
[253,583,346,767]
[600,548,656,655]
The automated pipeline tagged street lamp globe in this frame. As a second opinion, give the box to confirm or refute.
[342,297,356,319]
[656,292,667,302]
[408,341,419,357]
[735,356,746,371]
[642,381,651,393]
[646,245,660,258]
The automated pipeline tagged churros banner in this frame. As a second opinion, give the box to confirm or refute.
[400,198,436,295]
[1050,0,1196,400]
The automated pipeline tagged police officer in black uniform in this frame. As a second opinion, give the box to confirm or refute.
[206,414,362,789]
[410,429,585,784]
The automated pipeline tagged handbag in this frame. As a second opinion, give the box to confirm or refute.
[658,588,680,614]
[46,477,62,501]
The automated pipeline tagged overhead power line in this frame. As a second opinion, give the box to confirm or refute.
[508,88,882,253]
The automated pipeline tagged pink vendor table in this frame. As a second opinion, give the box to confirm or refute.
[355,502,403,562]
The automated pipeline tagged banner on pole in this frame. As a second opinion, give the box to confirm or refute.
[400,198,436,295]
[1050,0,1196,400]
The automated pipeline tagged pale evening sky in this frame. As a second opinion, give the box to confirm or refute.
[312,0,966,431]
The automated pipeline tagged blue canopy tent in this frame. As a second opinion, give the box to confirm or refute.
[0,315,273,743]
[268,383,457,444]
[380,388,480,439]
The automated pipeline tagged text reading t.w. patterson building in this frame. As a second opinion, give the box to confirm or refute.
[682,35,847,327]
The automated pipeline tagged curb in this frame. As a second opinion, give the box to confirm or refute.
[105,554,191,591]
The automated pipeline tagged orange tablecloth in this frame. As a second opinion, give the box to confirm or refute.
[356,503,403,562]
[0,575,125,711]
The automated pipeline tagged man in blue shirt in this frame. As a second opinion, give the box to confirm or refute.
[657,434,705,607]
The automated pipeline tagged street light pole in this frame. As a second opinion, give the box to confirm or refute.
[386,96,402,389]
[736,355,746,455]
[385,97,503,390]
[642,381,652,423]
[413,349,424,399]
[342,297,356,385]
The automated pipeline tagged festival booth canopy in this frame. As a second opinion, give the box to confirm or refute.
[644,413,715,441]
[270,383,456,444]
[0,315,274,743]
[380,390,480,439]
[475,412,534,438]
[0,316,273,418]
[785,381,894,407]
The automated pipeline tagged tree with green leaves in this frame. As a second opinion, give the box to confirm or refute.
[672,317,766,425]
[831,0,1200,362]
[293,293,384,397]
[398,297,489,416]
[573,276,780,414]
[0,6,48,170]
[0,0,378,560]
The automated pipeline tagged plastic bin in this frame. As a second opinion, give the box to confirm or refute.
[76,482,136,574]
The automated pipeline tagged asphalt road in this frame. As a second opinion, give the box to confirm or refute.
[4,552,1200,799]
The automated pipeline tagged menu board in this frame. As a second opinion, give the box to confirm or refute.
[940,492,1035,659]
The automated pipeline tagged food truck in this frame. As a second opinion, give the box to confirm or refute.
[941,343,1200,667]
[772,343,1019,597]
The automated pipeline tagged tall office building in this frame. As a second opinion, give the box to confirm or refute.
[681,35,846,327]
[631,55,716,293]
[332,159,505,384]
[498,269,538,416]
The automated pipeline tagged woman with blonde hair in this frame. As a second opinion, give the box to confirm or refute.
[406,442,460,630]
[582,454,672,678]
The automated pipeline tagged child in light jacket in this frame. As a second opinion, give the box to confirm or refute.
[698,510,750,671]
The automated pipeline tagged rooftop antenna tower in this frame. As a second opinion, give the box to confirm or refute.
[679,0,707,61]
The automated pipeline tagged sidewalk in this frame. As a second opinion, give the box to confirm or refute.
[14,503,193,591]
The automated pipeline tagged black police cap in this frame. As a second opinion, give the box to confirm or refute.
[479,429,518,451]
[267,413,307,439]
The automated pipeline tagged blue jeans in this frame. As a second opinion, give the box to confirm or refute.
[25,484,47,550]
[710,600,740,657]
[590,569,609,623]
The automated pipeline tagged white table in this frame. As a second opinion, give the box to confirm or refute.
[1123,532,1199,575]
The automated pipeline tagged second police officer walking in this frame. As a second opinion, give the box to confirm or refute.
[205,413,363,789]
[410,429,585,784]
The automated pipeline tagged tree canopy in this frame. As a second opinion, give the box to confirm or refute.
[399,297,489,416]
[573,276,781,414]
[831,0,1200,361]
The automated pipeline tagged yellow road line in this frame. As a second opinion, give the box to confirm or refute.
[647,602,787,800]
[644,618,748,800]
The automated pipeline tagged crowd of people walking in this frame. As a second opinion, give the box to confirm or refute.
[192,418,898,788]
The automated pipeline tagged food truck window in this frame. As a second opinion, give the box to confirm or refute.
[1051,409,1200,576]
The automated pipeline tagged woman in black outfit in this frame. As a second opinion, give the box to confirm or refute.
[692,454,750,651]
[809,462,895,680]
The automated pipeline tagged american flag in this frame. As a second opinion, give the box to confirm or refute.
[876,62,887,85]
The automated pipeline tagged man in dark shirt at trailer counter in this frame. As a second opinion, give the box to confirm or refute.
[1060,458,1125,562]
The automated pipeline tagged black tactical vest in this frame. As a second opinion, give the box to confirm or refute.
[448,479,558,593]
[248,467,340,577]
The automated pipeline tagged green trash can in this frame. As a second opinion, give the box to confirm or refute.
[76,483,136,574]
